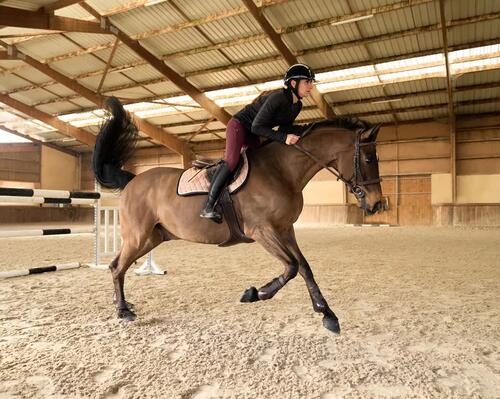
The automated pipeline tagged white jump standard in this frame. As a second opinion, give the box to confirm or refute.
[0,185,163,277]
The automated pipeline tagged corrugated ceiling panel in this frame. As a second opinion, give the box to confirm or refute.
[348,0,398,13]
[54,4,94,19]
[396,108,447,121]
[383,78,447,96]
[141,80,182,96]
[284,24,360,53]
[143,29,210,58]
[299,46,370,70]
[37,102,86,115]
[13,88,59,104]
[264,0,348,30]
[197,13,262,42]
[398,92,447,108]
[115,64,164,83]
[85,0,128,15]
[448,0,500,20]
[109,2,186,38]
[166,51,234,74]
[16,34,81,61]
[457,102,500,115]
[37,83,75,98]
[219,39,278,64]
[456,69,500,86]
[93,45,143,67]
[340,101,391,115]
[62,32,115,50]
[0,60,25,71]
[0,0,51,11]
[175,0,242,19]
[325,86,386,103]
[187,69,252,89]
[448,20,500,47]
[405,1,440,27]
[239,59,289,81]
[77,73,135,92]
[366,30,442,60]
[0,74,31,92]
[364,114,395,125]
[50,54,106,77]
[12,67,55,85]
[455,87,500,103]
[105,86,159,100]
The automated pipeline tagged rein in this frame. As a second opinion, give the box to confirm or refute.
[293,123,381,199]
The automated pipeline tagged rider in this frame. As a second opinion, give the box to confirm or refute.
[199,63,316,223]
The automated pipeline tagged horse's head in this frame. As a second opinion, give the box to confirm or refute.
[331,125,383,215]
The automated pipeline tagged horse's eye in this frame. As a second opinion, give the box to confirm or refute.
[365,156,372,164]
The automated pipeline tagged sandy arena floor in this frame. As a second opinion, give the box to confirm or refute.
[0,226,499,399]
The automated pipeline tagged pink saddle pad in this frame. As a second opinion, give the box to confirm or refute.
[177,152,249,196]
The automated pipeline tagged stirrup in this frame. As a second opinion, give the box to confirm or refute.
[200,208,223,224]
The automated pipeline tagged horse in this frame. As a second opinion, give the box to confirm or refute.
[92,97,383,334]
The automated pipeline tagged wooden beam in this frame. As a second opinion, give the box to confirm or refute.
[80,3,232,127]
[97,37,120,94]
[43,0,84,13]
[0,94,96,146]
[0,6,110,34]
[241,0,334,119]
[2,6,498,87]
[2,45,193,158]
[439,0,456,203]
[0,124,78,156]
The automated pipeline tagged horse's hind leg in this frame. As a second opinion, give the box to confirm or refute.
[111,226,165,320]
[240,226,299,302]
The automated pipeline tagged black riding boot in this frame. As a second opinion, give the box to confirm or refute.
[200,163,233,224]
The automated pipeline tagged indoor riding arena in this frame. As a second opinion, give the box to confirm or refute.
[0,1,499,398]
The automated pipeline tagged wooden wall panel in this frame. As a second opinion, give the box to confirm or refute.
[0,143,41,183]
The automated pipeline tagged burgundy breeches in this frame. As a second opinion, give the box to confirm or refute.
[224,118,260,171]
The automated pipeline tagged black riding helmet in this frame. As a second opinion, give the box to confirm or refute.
[283,63,315,99]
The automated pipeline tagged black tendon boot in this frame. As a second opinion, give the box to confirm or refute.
[200,162,233,223]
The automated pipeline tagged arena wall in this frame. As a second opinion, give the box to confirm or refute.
[1,117,499,226]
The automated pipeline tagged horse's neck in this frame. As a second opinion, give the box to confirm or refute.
[250,128,353,192]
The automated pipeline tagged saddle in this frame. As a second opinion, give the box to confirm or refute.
[177,152,253,247]
[177,152,249,196]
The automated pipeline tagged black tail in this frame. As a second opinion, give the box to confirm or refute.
[92,97,138,190]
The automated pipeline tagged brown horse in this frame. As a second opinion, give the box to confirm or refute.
[92,97,383,333]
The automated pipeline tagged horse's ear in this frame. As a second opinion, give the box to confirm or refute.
[362,124,381,142]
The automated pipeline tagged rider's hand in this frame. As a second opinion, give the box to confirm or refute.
[285,134,300,145]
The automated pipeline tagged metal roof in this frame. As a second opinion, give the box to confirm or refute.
[0,0,498,153]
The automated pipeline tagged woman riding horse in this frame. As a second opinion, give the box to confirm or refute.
[199,63,316,223]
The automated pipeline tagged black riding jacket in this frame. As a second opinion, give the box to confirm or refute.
[234,88,305,143]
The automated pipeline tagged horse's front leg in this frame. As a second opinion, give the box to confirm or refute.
[240,226,298,302]
[285,229,340,333]
[297,255,340,333]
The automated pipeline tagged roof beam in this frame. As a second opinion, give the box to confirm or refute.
[439,0,456,203]
[0,6,110,34]
[19,35,500,113]
[80,3,232,126]
[241,0,335,119]
[1,45,193,158]
[2,7,498,82]
[0,124,78,156]
[42,0,84,13]
[0,93,96,146]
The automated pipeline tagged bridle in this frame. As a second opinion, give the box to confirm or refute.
[293,124,382,200]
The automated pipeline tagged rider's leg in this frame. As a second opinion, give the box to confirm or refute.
[200,118,244,223]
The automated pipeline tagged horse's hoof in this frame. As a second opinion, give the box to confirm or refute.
[240,287,259,302]
[323,316,340,334]
[117,308,136,321]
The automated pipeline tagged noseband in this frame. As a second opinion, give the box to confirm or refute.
[293,124,381,200]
